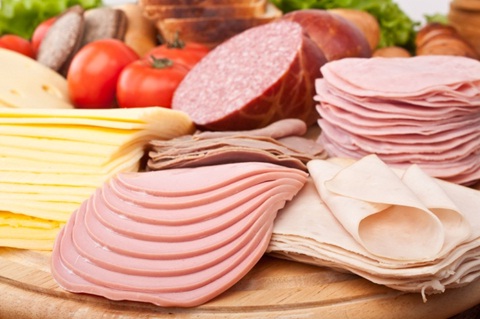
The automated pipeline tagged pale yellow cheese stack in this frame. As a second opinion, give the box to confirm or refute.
[0,107,195,250]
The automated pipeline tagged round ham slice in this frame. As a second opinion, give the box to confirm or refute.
[172,20,327,131]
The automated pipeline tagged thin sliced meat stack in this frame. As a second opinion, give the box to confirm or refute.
[268,155,480,300]
[147,119,327,171]
[314,55,480,185]
[51,162,307,307]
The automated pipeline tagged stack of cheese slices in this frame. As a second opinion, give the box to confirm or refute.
[268,154,480,300]
[0,107,194,250]
[139,0,282,48]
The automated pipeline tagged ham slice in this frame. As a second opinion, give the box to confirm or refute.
[314,55,480,185]
[51,162,307,307]
[268,155,480,300]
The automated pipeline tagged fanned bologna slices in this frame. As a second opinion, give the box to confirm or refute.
[51,162,307,307]
[314,55,480,185]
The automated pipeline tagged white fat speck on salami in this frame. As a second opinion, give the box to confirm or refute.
[172,20,327,131]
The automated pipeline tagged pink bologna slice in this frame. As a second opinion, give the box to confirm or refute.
[171,20,327,131]
[51,162,307,307]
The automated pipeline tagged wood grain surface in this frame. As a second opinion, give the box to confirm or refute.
[1,247,480,318]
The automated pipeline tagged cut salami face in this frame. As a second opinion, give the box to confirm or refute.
[51,162,307,307]
[172,20,327,131]
[314,55,480,185]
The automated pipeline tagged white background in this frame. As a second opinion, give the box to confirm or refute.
[103,0,452,24]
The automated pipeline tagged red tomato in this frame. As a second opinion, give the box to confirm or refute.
[67,39,139,109]
[144,36,210,69]
[31,17,57,56]
[116,56,190,108]
[0,35,34,58]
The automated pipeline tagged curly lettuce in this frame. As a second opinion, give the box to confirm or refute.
[0,0,103,39]
[270,0,419,50]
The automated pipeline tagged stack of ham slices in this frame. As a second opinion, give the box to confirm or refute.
[0,107,193,250]
[51,162,307,307]
[314,55,480,185]
[268,154,480,300]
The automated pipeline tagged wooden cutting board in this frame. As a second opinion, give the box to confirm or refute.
[1,247,479,318]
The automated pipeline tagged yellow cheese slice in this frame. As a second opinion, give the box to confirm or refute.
[0,124,138,145]
[0,238,56,250]
[0,182,95,198]
[0,135,119,156]
[0,48,72,109]
[0,192,86,203]
[0,226,60,239]
[0,148,141,175]
[1,171,110,187]
[0,211,61,229]
[0,107,194,133]
[0,200,77,222]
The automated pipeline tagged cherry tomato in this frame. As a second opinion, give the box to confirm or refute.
[0,35,34,58]
[67,39,139,109]
[31,17,57,56]
[144,35,210,69]
[116,56,190,108]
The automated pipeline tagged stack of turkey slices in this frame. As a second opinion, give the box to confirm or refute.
[0,107,194,250]
[268,154,480,300]
[314,55,480,185]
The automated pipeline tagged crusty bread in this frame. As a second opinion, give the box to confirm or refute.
[81,7,128,47]
[115,3,158,57]
[156,2,282,48]
[36,5,85,76]
[139,0,257,6]
[448,0,480,56]
[143,0,267,20]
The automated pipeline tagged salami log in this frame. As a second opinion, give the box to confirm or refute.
[172,20,327,131]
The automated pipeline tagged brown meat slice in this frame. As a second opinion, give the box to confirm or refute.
[147,135,325,171]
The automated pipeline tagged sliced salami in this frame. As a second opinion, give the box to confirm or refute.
[172,20,327,131]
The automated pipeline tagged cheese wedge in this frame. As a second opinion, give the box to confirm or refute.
[0,48,72,109]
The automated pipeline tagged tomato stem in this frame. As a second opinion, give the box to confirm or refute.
[166,31,185,49]
[149,55,173,69]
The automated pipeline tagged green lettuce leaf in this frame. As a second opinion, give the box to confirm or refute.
[270,0,419,50]
[0,0,103,39]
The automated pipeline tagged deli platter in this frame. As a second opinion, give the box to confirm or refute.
[1,0,480,318]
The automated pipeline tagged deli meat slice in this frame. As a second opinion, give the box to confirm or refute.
[172,20,327,131]
[268,155,480,300]
[148,119,327,171]
[51,162,307,307]
[314,55,480,185]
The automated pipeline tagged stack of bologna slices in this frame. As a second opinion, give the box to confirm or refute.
[0,107,194,250]
[51,162,307,307]
[314,55,480,185]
